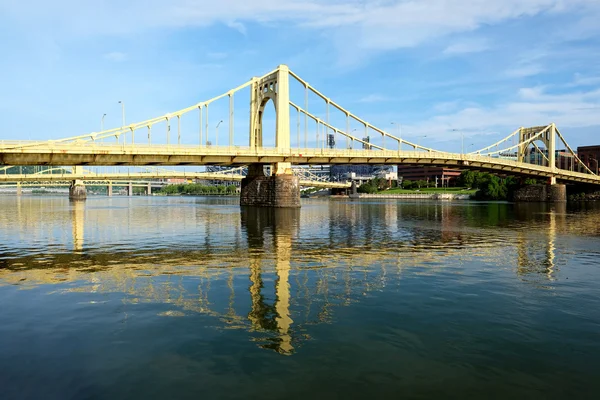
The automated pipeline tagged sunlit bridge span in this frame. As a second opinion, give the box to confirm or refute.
[0,65,598,187]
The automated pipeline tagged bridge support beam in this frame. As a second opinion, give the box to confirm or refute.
[240,163,300,208]
[69,180,87,201]
[513,184,566,202]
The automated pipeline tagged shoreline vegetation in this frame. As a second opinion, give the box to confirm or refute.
[358,171,542,201]
[157,183,238,196]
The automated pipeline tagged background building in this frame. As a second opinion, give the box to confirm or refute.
[397,166,462,187]
[330,165,392,182]
[577,145,600,174]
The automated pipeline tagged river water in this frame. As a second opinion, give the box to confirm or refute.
[0,196,599,399]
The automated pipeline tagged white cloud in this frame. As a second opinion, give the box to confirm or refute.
[505,64,544,78]
[572,73,600,87]
[408,85,600,146]
[443,38,489,55]
[103,52,127,62]
[358,94,391,103]
[225,20,247,35]
[4,0,599,51]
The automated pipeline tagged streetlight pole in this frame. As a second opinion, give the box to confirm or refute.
[451,128,463,154]
[101,113,107,131]
[216,120,223,146]
[418,135,427,148]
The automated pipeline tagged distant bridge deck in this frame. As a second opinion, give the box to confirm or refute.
[0,169,350,189]
[0,143,598,185]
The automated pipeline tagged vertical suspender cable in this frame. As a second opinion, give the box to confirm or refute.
[199,105,202,146]
[205,105,209,146]
[229,93,234,147]
[304,85,308,148]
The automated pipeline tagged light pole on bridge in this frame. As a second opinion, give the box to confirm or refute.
[418,135,427,148]
[216,120,223,146]
[101,113,107,132]
[450,128,463,154]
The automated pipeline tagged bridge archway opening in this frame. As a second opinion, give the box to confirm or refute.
[523,140,550,167]
[258,97,277,148]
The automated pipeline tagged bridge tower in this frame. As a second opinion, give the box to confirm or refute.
[242,65,300,207]
[515,123,566,201]
[517,124,557,183]
[69,166,87,201]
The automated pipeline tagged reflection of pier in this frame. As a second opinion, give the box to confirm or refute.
[242,207,299,354]
[71,200,85,251]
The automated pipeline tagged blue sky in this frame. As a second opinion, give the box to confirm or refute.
[1,0,599,153]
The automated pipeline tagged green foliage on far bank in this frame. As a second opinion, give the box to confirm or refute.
[383,187,477,195]
[456,170,542,200]
[158,183,238,195]
[358,177,397,194]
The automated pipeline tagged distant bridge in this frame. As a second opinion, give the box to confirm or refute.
[0,166,350,189]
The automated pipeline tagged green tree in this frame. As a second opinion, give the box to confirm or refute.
[357,182,378,194]
[457,170,477,188]
[226,185,237,194]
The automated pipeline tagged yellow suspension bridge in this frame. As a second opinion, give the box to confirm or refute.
[1,65,598,204]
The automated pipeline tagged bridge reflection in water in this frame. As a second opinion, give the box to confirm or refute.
[1,197,598,355]
[242,207,298,354]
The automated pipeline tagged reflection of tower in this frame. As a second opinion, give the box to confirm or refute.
[514,203,565,280]
[71,200,85,251]
[545,202,566,278]
[241,207,299,355]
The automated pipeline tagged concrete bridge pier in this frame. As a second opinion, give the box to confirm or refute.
[240,163,300,208]
[16,182,22,196]
[69,180,87,201]
[513,183,566,202]
[107,184,113,197]
[127,182,133,196]
[147,182,152,196]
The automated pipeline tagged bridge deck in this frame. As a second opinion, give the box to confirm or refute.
[0,143,598,185]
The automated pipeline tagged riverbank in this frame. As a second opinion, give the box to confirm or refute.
[343,193,472,200]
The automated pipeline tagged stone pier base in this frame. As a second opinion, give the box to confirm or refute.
[513,184,566,202]
[107,185,113,197]
[69,181,87,201]
[240,164,300,208]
